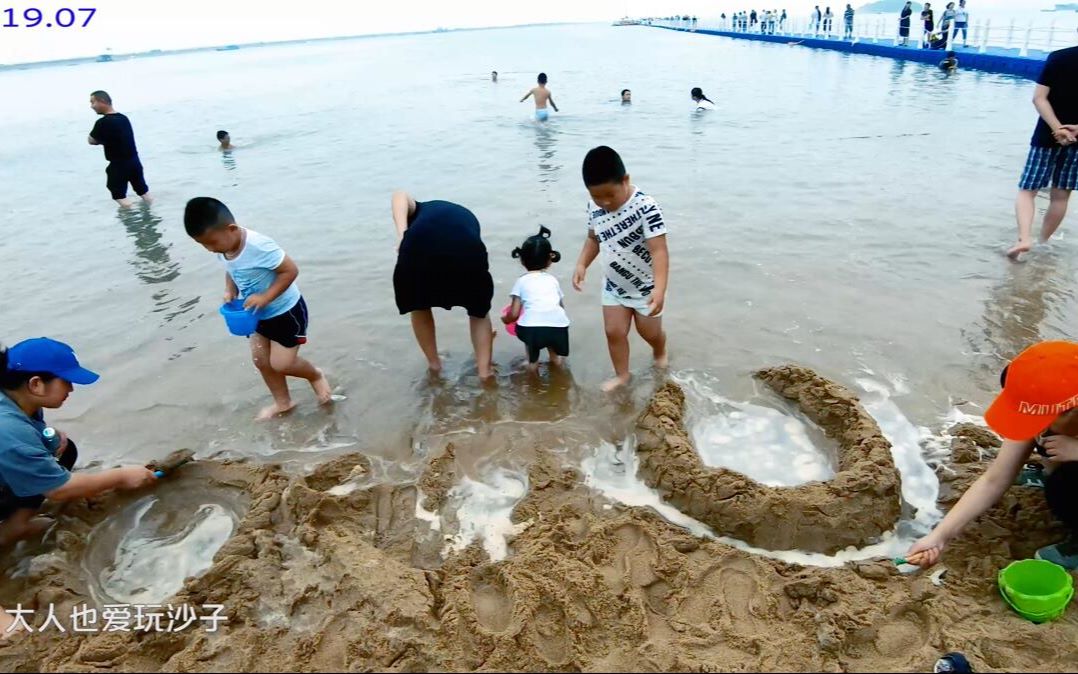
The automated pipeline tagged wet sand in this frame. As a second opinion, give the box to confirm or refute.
[0,369,1074,672]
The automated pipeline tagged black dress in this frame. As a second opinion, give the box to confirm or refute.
[900,8,911,37]
[393,200,494,319]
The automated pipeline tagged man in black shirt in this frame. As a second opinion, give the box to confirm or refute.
[88,90,151,207]
[1008,41,1078,260]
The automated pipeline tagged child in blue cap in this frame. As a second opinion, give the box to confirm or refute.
[0,338,157,548]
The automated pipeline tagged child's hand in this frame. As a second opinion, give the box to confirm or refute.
[243,294,271,311]
[1043,435,1078,465]
[905,533,947,568]
[572,265,587,292]
[647,293,666,317]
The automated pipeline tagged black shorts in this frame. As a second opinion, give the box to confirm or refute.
[0,440,78,522]
[105,158,149,200]
[1045,462,1078,534]
[256,297,309,348]
[515,325,570,363]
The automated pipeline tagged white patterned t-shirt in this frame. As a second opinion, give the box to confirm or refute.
[586,188,667,302]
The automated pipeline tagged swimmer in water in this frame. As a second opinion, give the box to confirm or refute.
[939,51,958,72]
[691,87,715,111]
[521,72,558,121]
[217,130,233,150]
[621,89,632,104]
[491,70,498,82]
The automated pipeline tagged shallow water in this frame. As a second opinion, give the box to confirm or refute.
[82,490,242,604]
[3,24,1077,558]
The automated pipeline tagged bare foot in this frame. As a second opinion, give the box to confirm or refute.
[311,370,333,405]
[601,374,631,392]
[256,401,296,420]
[1007,239,1032,260]
[653,348,669,369]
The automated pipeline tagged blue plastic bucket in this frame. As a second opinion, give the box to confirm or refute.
[219,300,259,337]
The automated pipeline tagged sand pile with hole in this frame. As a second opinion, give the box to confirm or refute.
[636,366,903,553]
[0,369,1074,672]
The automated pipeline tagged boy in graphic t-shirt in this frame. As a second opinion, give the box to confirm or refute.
[572,146,669,392]
[184,197,333,419]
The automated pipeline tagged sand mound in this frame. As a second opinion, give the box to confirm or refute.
[0,407,1074,672]
[635,366,902,553]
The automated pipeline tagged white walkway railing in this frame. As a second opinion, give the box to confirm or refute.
[650,16,1076,57]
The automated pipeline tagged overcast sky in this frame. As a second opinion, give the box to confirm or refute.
[1,0,1046,64]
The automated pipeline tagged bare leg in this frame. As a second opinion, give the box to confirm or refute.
[0,508,52,547]
[114,198,135,208]
[602,305,634,391]
[269,342,332,404]
[250,334,295,419]
[469,315,495,380]
[139,192,154,205]
[634,312,669,368]
[548,348,564,367]
[1008,189,1038,260]
[410,310,442,374]
[1040,188,1071,243]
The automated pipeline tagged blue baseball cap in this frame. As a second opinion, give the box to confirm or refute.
[6,338,100,385]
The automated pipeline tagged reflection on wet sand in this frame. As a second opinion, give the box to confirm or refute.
[966,249,1075,379]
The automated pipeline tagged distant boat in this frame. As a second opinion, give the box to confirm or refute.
[613,17,640,26]
[216,45,240,51]
[96,54,113,62]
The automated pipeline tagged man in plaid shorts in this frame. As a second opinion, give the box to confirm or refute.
[1008,39,1078,261]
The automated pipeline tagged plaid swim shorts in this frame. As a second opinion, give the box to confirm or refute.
[1018,144,1078,191]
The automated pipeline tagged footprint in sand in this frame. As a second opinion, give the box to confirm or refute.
[679,559,767,631]
[845,606,929,663]
[527,604,571,666]
[600,523,660,593]
[470,569,514,634]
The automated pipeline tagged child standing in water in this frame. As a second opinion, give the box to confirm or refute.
[572,146,670,391]
[502,226,571,372]
[184,197,332,419]
[521,73,558,121]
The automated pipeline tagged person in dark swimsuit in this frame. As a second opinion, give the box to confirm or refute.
[391,191,495,379]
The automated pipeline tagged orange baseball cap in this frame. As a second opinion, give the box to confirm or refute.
[985,341,1078,440]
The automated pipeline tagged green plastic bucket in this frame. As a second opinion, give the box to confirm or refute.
[998,559,1074,623]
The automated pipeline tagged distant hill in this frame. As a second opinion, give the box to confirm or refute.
[859,0,924,12]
